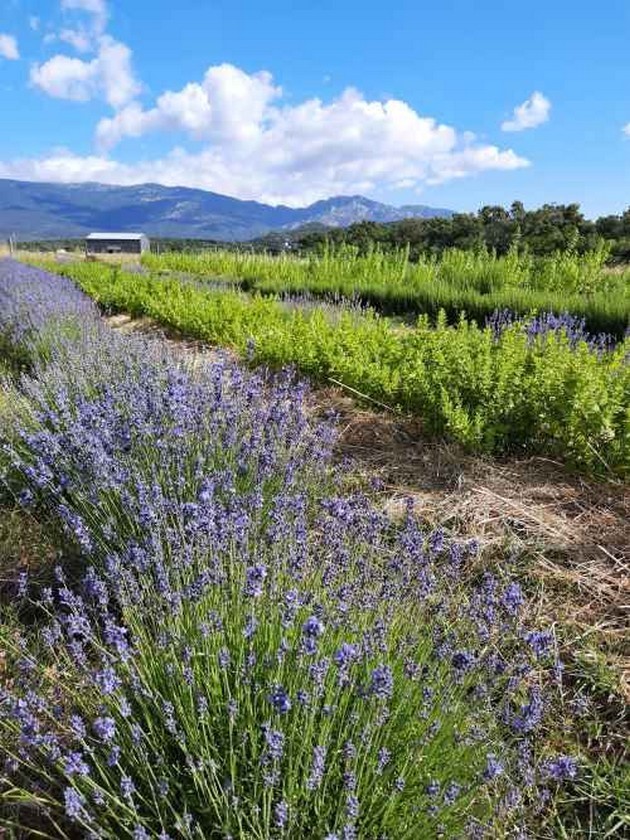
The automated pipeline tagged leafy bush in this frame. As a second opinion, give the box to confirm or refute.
[33,259,630,476]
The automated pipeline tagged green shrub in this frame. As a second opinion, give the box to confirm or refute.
[28,260,630,476]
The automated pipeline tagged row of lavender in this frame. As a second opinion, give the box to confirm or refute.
[0,260,576,838]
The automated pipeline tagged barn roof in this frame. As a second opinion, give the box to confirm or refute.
[85,232,148,241]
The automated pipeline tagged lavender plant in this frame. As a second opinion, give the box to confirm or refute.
[0,260,577,837]
[486,309,618,353]
[30,257,630,474]
[1,496,573,838]
[0,259,98,369]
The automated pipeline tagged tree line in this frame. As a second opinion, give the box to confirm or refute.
[14,202,630,262]
[256,202,630,262]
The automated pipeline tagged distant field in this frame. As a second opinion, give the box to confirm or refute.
[143,246,630,337]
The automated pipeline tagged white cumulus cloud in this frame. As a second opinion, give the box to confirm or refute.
[60,0,108,32]
[30,35,141,108]
[501,91,551,132]
[0,33,19,60]
[96,63,280,149]
[58,27,94,52]
[2,64,529,206]
[90,67,529,203]
[43,0,110,54]
[623,123,630,137]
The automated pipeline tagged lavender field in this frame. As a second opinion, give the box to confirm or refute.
[0,259,626,838]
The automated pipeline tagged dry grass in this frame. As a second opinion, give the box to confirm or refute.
[312,388,630,696]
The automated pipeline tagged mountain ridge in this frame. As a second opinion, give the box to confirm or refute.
[0,179,454,241]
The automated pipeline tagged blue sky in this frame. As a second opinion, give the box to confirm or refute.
[1,0,629,216]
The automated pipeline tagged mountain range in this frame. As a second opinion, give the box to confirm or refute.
[0,179,454,241]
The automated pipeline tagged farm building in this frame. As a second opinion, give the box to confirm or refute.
[85,232,150,255]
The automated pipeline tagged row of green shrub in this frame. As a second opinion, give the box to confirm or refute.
[142,246,630,337]
[33,259,630,476]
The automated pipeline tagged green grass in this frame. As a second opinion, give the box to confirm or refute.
[546,653,629,839]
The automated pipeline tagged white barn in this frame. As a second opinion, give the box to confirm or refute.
[85,232,150,255]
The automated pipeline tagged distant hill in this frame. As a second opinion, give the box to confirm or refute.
[0,179,454,241]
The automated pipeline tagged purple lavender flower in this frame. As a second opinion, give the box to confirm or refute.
[263,725,285,760]
[483,754,504,781]
[120,774,136,799]
[542,755,578,781]
[303,615,325,638]
[269,685,291,714]
[302,614,325,654]
[92,716,116,743]
[92,789,105,806]
[524,630,553,659]
[69,714,86,739]
[452,650,476,673]
[501,582,524,615]
[309,659,330,694]
[346,793,359,819]
[107,746,121,767]
[273,799,288,829]
[94,667,121,695]
[426,779,440,797]
[510,686,545,733]
[334,643,358,668]
[131,723,144,745]
[444,781,462,805]
[16,570,29,599]
[243,615,258,639]
[343,771,357,791]
[376,747,391,774]
[370,664,394,700]
[118,697,132,718]
[63,751,90,777]
[307,745,327,790]
[64,786,86,821]
[102,621,130,661]
[486,308,616,352]
[244,563,267,597]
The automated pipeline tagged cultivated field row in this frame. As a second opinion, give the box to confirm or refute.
[33,255,630,477]
[143,246,630,337]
